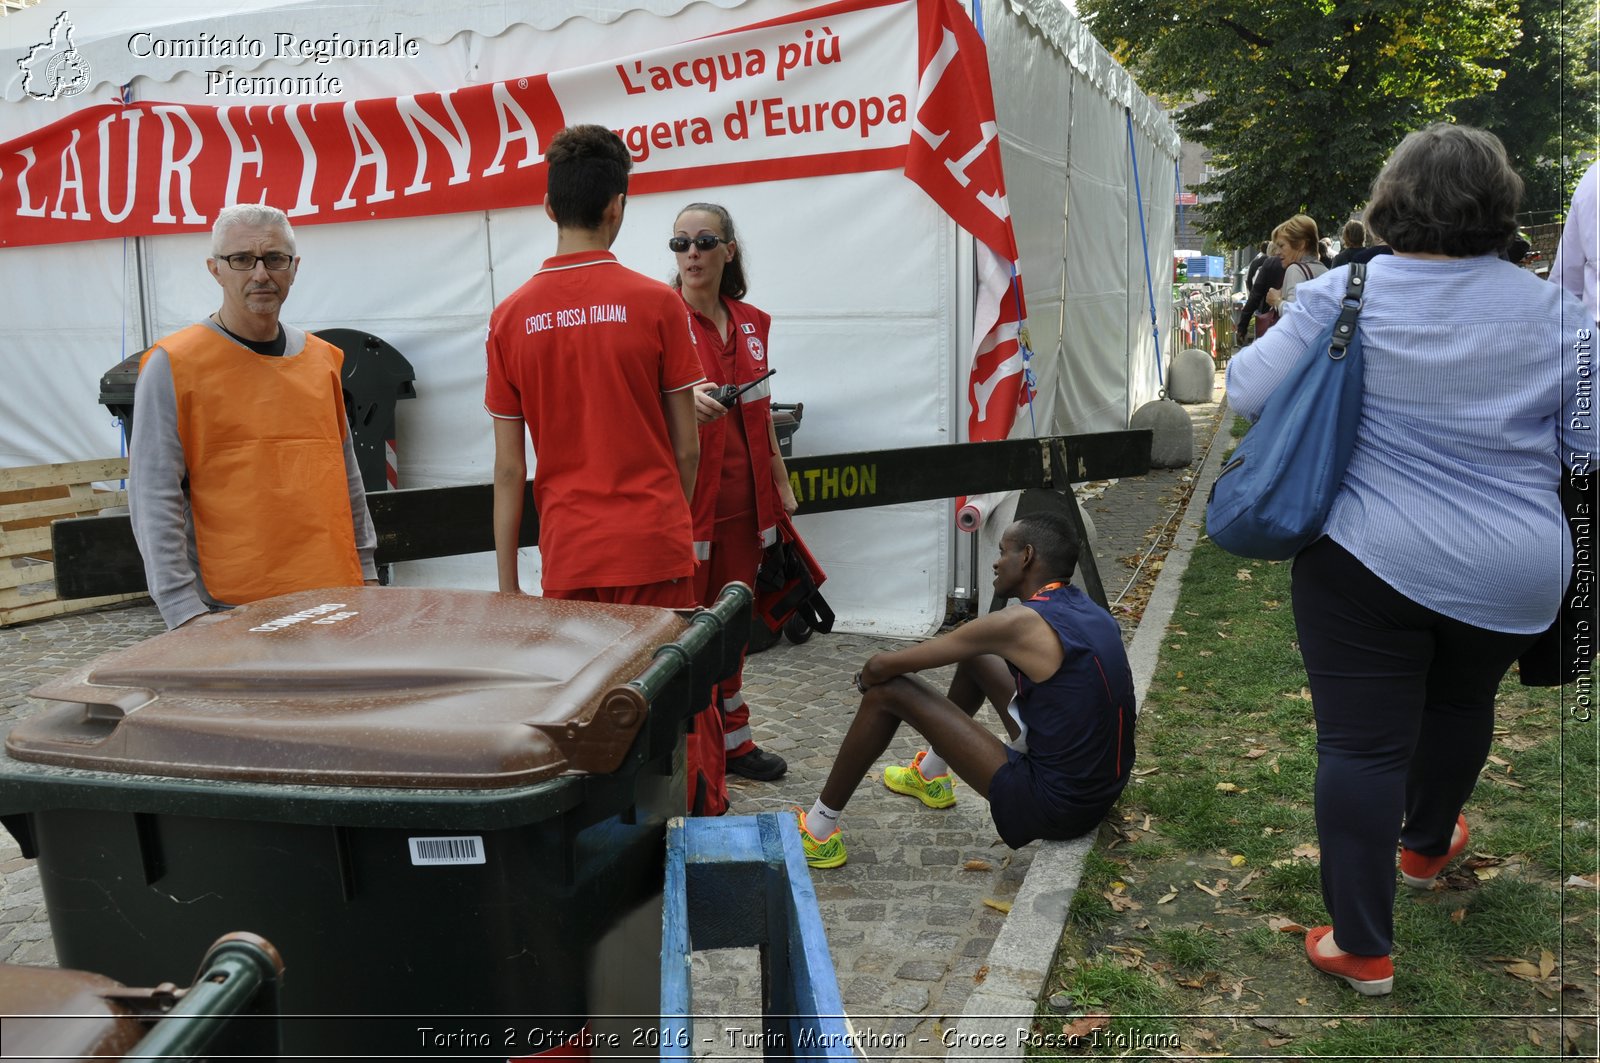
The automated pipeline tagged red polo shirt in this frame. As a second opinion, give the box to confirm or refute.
[485,251,704,591]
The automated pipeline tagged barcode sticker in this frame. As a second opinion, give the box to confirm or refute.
[408,836,486,866]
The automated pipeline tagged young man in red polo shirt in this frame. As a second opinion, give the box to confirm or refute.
[485,125,705,607]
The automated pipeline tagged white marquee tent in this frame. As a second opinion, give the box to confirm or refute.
[0,0,1177,636]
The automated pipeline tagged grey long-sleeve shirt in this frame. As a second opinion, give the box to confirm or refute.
[127,319,378,629]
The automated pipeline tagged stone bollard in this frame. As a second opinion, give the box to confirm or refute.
[1130,397,1194,468]
[1167,347,1215,404]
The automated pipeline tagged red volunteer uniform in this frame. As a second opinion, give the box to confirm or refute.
[485,251,704,594]
[685,297,787,759]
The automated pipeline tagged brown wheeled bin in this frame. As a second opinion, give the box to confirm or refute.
[0,585,748,1058]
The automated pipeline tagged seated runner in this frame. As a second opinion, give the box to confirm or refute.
[795,511,1136,868]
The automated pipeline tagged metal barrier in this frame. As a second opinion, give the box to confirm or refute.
[51,432,1152,607]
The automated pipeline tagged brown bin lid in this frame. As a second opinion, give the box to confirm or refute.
[0,964,146,1061]
[10,588,686,789]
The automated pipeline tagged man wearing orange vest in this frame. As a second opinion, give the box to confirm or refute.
[128,204,377,629]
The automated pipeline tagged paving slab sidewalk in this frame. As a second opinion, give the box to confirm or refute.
[0,376,1228,1058]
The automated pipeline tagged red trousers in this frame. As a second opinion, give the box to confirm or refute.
[693,512,764,759]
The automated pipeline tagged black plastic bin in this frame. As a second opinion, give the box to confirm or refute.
[97,328,417,495]
[0,585,748,1057]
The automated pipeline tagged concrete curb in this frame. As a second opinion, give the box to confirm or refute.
[952,400,1234,1055]
[1126,399,1233,698]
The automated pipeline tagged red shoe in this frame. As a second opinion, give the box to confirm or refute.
[1305,926,1393,996]
[1399,814,1469,889]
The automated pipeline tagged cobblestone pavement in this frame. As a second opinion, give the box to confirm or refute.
[0,381,1224,1057]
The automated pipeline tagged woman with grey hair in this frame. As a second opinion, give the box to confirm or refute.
[1225,124,1594,996]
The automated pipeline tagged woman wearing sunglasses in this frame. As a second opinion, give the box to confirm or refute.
[670,203,800,806]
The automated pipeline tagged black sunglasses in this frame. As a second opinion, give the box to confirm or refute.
[668,234,728,253]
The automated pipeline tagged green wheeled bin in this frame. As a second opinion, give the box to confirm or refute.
[0,584,748,1058]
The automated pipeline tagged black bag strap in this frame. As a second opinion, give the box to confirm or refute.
[1327,262,1367,361]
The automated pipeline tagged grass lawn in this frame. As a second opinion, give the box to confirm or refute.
[1030,486,1599,1059]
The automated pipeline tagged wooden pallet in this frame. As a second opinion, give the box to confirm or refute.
[1,458,147,626]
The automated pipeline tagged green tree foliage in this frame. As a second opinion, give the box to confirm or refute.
[1449,0,1598,221]
[1080,0,1517,246]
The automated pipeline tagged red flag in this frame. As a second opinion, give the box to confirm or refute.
[905,0,1031,457]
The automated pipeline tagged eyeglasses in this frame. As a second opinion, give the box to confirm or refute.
[668,234,728,253]
[218,252,294,271]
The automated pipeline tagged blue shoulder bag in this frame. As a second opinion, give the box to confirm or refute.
[1206,262,1367,560]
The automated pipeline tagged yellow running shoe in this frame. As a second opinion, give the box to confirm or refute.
[793,807,846,869]
[883,750,957,809]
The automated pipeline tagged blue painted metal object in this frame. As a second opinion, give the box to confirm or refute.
[661,813,851,1061]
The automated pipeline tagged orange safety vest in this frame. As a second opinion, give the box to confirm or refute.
[142,324,363,605]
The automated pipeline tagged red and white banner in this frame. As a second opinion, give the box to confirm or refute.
[0,0,1030,442]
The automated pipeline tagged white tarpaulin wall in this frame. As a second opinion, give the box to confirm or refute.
[0,0,1174,637]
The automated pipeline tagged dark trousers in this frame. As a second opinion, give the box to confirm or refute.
[1291,538,1538,955]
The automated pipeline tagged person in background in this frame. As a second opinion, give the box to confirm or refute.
[670,203,800,787]
[485,125,703,607]
[1226,123,1594,997]
[1318,238,1335,269]
[1236,240,1285,345]
[794,512,1135,870]
[1245,241,1271,291]
[1264,214,1328,309]
[129,203,377,630]
[1552,159,1597,321]
[1331,220,1366,267]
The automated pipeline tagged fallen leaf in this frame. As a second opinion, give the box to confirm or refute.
[1193,879,1223,897]
[1296,997,1309,1006]
[1266,1036,1294,1048]
[1131,766,1161,776]
[1487,754,1511,767]
[1528,1027,1543,1047]
[1103,944,1146,957]
[1503,960,1544,981]
[1236,869,1262,890]
[1565,872,1600,890]
[1236,569,1253,581]
[1292,843,1321,860]
[982,898,1012,914]
[1540,949,1557,978]
[974,964,988,984]
[1215,782,1246,793]
[1063,1014,1111,1040]
[1243,747,1269,759]
[1157,889,1179,904]
[1451,908,1467,925]
[1474,866,1502,881]
[1230,854,1248,867]
[1489,774,1527,789]
[963,859,993,872]
[1198,649,1214,657]
[1215,630,1231,638]
[1268,917,1306,933]
[1142,813,1152,831]
[1102,890,1142,912]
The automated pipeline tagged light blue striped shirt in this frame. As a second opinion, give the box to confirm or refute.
[1227,254,1596,634]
